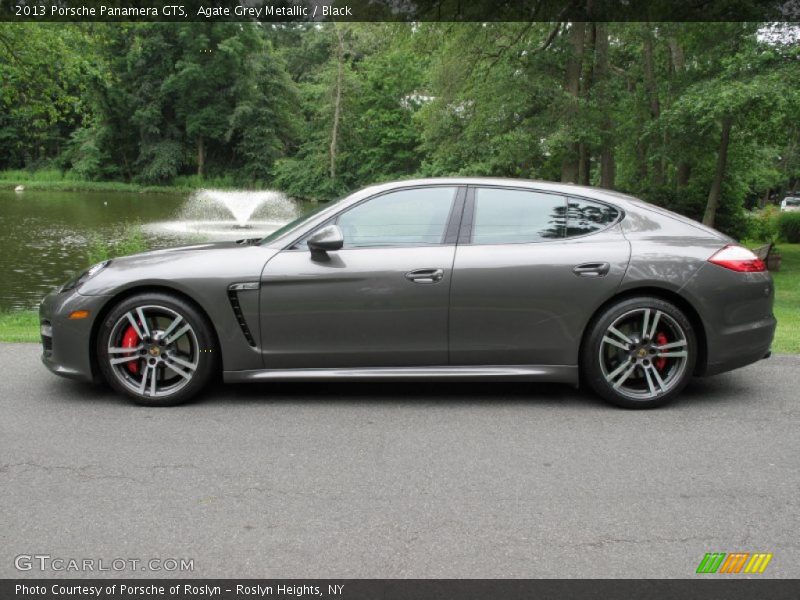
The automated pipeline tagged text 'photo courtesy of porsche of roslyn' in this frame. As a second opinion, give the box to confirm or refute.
[1,1,799,596]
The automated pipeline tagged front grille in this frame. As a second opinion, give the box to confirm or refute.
[227,290,256,347]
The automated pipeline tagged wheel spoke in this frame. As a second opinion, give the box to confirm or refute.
[110,355,139,366]
[646,364,667,393]
[135,307,151,338]
[611,363,637,389]
[607,326,633,347]
[642,364,657,396]
[108,345,143,354]
[656,350,688,359]
[657,340,687,350]
[168,354,197,372]
[161,314,184,340]
[165,362,193,381]
[602,335,629,351]
[125,311,144,339]
[647,310,662,339]
[138,365,151,395]
[642,309,651,339]
[165,323,192,345]
[149,364,158,396]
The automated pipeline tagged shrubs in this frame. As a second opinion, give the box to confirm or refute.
[745,205,780,242]
[778,212,800,243]
[87,224,148,265]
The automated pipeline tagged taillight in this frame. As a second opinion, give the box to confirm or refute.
[708,245,766,272]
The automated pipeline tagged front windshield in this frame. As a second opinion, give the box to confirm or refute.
[259,201,337,245]
[786,198,800,207]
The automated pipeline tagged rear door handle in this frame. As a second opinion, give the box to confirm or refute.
[405,268,444,284]
[573,262,610,277]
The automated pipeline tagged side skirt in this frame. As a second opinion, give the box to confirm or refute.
[224,365,578,385]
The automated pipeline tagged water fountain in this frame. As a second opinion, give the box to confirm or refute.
[144,189,299,241]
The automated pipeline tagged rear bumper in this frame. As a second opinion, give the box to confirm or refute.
[682,264,776,377]
[701,315,776,376]
[39,288,109,383]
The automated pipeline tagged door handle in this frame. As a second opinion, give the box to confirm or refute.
[405,268,444,284]
[572,262,610,277]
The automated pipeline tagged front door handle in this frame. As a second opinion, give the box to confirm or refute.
[572,262,610,277]
[405,268,444,284]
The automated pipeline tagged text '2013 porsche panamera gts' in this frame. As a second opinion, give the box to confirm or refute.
[40,178,776,408]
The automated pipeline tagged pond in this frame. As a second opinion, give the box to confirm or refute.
[0,189,314,311]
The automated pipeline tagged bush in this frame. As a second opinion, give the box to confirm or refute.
[745,205,780,242]
[778,212,800,243]
[86,223,149,265]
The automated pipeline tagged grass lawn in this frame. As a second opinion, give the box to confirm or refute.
[771,243,800,354]
[1,244,798,352]
[0,168,252,194]
[0,311,39,343]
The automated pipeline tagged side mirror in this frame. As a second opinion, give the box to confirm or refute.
[307,224,344,259]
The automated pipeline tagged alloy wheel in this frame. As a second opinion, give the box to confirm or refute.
[598,307,689,401]
[106,305,200,399]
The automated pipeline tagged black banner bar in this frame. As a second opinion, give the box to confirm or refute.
[3,579,800,600]
[1,0,798,22]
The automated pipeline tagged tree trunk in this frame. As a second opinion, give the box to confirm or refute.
[676,162,691,187]
[702,116,733,228]
[668,34,691,188]
[642,27,664,186]
[197,136,205,178]
[760,188,771,208]
[561,22,585,184]
[595,23,615,189]
[329,26,345,183]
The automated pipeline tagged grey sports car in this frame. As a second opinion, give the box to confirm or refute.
[40,178,776,408]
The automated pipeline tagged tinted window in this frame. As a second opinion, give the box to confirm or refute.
[336,187,456,248]
[473,188,566,244]
[566,198,620,237]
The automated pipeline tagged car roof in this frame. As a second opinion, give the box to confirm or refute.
[354,177,640,206]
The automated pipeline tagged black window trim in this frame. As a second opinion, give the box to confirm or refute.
[285,184,466,251]
[460,185,625,246]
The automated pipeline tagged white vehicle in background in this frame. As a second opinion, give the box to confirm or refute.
[781,196,800,212]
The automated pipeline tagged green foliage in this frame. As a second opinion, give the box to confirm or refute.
[745,205,781,242]
[1,21,799,227]
[778,212,800,243]
[86,224,149,265]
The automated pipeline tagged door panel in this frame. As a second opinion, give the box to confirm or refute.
[260,246,456,368]
[449,231,630,366]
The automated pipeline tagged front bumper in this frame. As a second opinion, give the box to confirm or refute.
[39,288,110,382]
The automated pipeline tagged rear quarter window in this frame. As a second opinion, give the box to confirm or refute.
[565,198,620,237]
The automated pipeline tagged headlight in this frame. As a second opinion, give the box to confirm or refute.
[59,260,111,292]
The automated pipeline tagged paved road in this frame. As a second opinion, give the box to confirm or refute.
[1,343,798,578]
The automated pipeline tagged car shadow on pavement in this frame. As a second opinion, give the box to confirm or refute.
[44,371,754,410]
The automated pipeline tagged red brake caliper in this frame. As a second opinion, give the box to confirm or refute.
[121,325,140,374]
[654,332,668,371]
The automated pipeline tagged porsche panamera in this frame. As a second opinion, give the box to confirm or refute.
[40,178,776,408]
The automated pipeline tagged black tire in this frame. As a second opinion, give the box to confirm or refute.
[581,296,697,409]
[96,292,217,406]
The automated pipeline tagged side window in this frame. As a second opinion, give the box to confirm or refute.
[566,198,620,237]
[472,188,566,244]
[336,187,456,248]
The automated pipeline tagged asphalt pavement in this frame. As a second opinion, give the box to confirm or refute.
[1,342,798,578]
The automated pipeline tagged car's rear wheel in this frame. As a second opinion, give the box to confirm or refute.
[97,293,217,406]
[581,296,696,409]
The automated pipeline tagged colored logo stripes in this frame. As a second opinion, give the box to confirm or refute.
[696,552,772,574]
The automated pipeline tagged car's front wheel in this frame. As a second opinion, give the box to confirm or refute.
[97,293,217,406]
[581,296,697,409]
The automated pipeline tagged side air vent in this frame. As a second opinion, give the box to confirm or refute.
[227,287,257,347]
